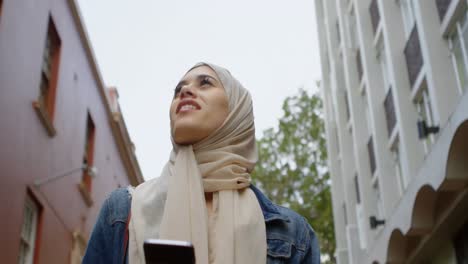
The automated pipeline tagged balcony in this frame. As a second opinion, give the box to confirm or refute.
[404,25,424,88]
[369,0,380,34]
[384,88,396,136]
[436,0,452,21]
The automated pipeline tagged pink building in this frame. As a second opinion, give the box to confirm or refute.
[0,0,144,263]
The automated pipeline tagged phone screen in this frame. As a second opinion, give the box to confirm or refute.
[143,239,195,264]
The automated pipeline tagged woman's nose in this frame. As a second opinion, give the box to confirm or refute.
[180,85,196,98]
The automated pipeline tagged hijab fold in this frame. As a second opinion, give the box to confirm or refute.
[129,63,267,264]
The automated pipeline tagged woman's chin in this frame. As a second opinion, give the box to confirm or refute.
[173,130,203,145]
[174,137,195,145]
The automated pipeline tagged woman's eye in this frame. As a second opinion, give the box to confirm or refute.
[200,77,212,86]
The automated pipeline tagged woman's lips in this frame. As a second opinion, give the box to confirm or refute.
[176,99,201,114]
[179,104,197,113]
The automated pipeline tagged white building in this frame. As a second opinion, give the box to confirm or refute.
[314,0,468,263]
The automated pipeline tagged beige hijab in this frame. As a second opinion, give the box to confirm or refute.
[128,63,267,264]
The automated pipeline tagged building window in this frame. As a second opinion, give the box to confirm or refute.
[33,17,61,137]
[363,91,372,137]
[344,90,351,121]
[372,178,384,221]
[368,136,377,176]
[399,0,417,37]
[347,6,359,50]
[404,25,424,88]
[449,10,468,95]
[369,0,380,34]
[343,203,348,226]
[18,195,40,264]
[391,138,406,194]
[384,88,397,136]
[78,114,95,207]
[377,38,391,91]
[82,114,95,191]
[356,49,364,81]
[354,174,361,204]
[436,0,453,22]
[414,80,435,153]
[336,20,341,45]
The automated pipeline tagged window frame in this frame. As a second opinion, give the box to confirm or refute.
[336,19,342,45]
[354,174,361,204]
[33,16,62,137]
[376,37,391,92]
[78,113,96,207]
[18,194,41,264]
[347,6,359,51]
[384,87,397,137]
[342,203,348,226]
[356,49,364,81]
[413,79,436,153]
[390,137,406,195]
[369,0,381,34]
[371,176,385,225]
[449,10,468,95]
[368,136,377,177]
[399,0,417,38]
[344,90,351,121]
[363,89,372,137]
[404,25,424,89]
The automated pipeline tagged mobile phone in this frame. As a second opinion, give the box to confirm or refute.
[143,239,195,264]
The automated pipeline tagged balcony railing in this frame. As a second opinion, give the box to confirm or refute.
[384,88,396,136]
[436,0,453,21]
[367,136,376,175]
[369,0,380,34]
[404,25,424,88]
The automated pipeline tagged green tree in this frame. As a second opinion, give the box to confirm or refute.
[252,83,335,263]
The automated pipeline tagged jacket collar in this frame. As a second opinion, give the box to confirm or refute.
[250,185,290,223]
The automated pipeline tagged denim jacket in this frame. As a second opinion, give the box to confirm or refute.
[83,185,320,263]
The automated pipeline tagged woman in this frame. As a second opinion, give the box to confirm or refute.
[83,63,320,263]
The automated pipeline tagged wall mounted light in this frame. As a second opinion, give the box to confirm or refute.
[34,164,98,187]
[369,216,385,229]
[417,119,439,139]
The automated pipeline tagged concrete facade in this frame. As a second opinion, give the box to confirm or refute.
[0,0,143,263]
[315,0,468,263]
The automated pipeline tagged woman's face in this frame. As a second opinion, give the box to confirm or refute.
[170,66,229,145]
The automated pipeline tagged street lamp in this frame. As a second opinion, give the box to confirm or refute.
[34,164,98,187]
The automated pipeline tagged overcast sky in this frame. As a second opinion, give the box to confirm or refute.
[77,0,322,180]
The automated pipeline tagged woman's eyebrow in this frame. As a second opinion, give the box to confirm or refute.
[176,74,219,89]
